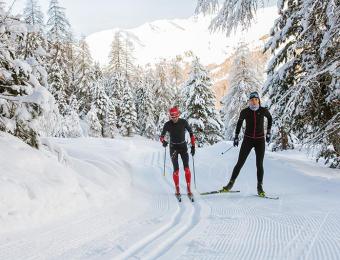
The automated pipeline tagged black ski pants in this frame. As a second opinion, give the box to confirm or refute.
[170,143,189,172]
[230,136,265,184]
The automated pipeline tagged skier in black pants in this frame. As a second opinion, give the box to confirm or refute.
[222,91,272,197]
[160,107,196,196]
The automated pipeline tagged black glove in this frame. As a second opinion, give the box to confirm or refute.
[233,136,239,147]
[266,133,271,143]
[190,146,195,156]
[162,140,168,147]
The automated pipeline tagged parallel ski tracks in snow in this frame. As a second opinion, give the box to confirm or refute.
[114,150,203,259]
[2,140,340,260]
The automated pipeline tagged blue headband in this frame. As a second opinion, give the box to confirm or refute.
[249,92,259,99]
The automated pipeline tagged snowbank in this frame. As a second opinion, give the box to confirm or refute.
[0,133,130,234]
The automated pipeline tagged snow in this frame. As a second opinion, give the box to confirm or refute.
[86,6,278,66]
[0,134,340,259]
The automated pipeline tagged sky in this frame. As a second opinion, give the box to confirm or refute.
[4,0,277,37]
[3,0,199,36]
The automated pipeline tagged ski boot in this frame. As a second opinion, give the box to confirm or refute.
[221,180,234,192]
[175,186,180,196]
[257,183,266,197]
[187,187,194,202]
[175,185,181,200]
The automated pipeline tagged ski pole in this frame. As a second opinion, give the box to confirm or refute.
[192,155,197,189]
[163,147,166,176]
[221,146,233,155]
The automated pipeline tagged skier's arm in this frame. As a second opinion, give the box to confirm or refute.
[235,110,246,137]
[160,123,168,143]
[264,108,273,132]
[185,120,195,146]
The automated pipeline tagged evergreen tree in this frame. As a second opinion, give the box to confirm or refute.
[221,43,262,139]
[136,75,157,139]
[107,32,135,121]
[153,60,173,135]
[23,0,46,59]
[119,80,137,137]
[60,95,82,137]
[103,99,117,138]
[169,56,185,107]
[103,72,124,125]
[182,57,224,147]
[22,0,48,88]
[91,79,108,135]
[108,32,124,74]
[195,0,263,35]
[24,0,44,27]
[264,0,340,168]
[46,0,71,115]
[75,36,95,116]
[108,31,135,78]
[86,105,102,137]
[0,4,52,147]
[46,0,70,42]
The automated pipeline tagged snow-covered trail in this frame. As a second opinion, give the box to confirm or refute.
[1,137,340,260]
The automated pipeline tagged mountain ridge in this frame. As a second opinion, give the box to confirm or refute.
[86,6,278,67]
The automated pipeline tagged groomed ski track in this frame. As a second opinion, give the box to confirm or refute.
[1,137,339,260]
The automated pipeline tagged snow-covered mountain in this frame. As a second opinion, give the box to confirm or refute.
[86,6,278,66]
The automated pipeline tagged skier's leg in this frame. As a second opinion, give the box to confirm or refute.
[229,138,253,182]
[170,148,180,194]
[180,151,191,193]
[254,138,265,185]
[173,170,180,194]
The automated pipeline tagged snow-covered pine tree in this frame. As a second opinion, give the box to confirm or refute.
[108,31,135,78]
[182,57,224,147]
[264,0,340,168]
[103,98,117,138]
[122,35,135,79]
[0,3,52,147]
[221,42,262,139]
[91,79,108,135]
[36,95,61,137]
[108,32,124,74]
[136,74,157,139]
[75,36,95,116]
[64,33,78,96]
[153,60,174,135]
[24,0,44,27]
[22,0,49,85]
[195,0,263,36]
[119,79,137,137]
[22,0,48,89]
[106,32,136,121]
[169,56,185,108]
[102,72,124,125]
[46,0,71,115]
[86,105,102,137]
[93,62,103,81]
[60,95,82,137]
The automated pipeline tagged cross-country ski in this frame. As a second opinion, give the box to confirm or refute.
[200,190,241,195]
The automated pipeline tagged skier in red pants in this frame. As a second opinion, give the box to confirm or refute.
[160,107,195,197]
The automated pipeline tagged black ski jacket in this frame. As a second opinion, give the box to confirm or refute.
[236,107,272,139]
[160,118,194,144]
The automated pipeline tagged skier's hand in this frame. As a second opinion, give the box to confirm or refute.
[266,133,271,143]
[233,137,239,147]
[162,140,168,147]
[191,146,195,156]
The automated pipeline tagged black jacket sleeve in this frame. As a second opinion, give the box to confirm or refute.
[184,120,194,137]
[235,109,246,137]
[264,108,272,132]
[161,122,168,137]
